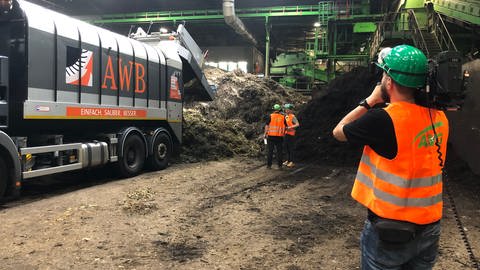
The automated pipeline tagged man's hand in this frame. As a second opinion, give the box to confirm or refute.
[366,84,384,107]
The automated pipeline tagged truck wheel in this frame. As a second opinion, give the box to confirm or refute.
[0,156,7,198]
[118,134,146,177]
[148,132,171,171]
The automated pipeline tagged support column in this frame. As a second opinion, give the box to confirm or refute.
[265,16,270,78]
[312,26,319,89]
[328,23,338,81]
[314,26,319,55]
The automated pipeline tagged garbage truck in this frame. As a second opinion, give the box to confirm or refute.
[0,0,215,199]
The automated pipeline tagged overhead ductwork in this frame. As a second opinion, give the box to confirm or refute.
[223,0,257,46]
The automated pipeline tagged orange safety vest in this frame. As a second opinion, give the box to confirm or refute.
[351,102,449,225]
[285,113,297,136]
[267,112,286,137]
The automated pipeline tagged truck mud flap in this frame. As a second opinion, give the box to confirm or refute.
[0,131,21,198]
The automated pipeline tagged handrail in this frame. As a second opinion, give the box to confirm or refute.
[368,0,405,61]
[407,9,430,57]
[432,12,457,51]
[369,21,384,60]
[368,10,406,61]
[369,11,393,60]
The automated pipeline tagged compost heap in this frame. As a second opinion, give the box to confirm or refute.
[181,68,308,162]
[295,67,381,166]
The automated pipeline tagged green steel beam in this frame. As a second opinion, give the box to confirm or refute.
[89,5,383,24]
[91,5,331,24]
[431,0,480,25]
[319,54,369,60]
[265,16,271,78]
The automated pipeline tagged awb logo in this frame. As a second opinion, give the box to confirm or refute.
[413,122,444,148]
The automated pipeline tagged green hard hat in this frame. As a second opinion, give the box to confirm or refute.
[375,45,428,88]
[273,104,281,110]
[284,103,294,109]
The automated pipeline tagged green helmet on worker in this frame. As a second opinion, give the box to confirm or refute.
[283,103,294,110]
[375,44,428,88]
[272,104,281,111]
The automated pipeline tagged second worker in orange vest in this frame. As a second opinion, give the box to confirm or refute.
[264,104,287,169]
[283,103,300,168]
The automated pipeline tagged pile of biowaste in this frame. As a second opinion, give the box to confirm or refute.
[295,67,381,166]
[181,66,380,165]
[181,68,308,162]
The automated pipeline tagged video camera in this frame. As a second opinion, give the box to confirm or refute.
[417,51,470,111]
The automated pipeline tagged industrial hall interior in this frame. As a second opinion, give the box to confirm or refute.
[0,0,480,269]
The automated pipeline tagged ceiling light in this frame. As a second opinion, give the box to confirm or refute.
[160,27,168,34]
[313,22,321,28]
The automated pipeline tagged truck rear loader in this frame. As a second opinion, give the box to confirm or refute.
[0,0,214,199]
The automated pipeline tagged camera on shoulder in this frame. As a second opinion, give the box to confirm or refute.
[416,51,470,111]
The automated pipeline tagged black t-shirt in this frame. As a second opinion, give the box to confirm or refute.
[343,108,397,159]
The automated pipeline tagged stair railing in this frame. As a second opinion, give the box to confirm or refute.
[369,0,405,61]
[369,19,385,60]
[369,12,401,60]
[407,9,430,57]
[431,11,457,51]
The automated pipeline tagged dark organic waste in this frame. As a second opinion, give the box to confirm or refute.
[295,67,381,166]
[181,68,308,162]
[181,67,381,165]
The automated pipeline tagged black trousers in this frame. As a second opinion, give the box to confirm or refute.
[267,136,283,167]
[284,134,295,162]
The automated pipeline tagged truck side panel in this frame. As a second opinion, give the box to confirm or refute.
[25,6,55,102]
[144,45,161,109]
[24,29,171,119]
[56,13,80,103]
[117,35,134,107]
[130,39,148,108]
[0,0,192,149]
[77,21,101,105]
[16,1,175,137]
[98,28,119,107]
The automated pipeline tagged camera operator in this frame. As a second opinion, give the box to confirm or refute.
[332,44,449,270]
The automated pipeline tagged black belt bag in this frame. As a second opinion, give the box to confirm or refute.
[374,218,417,244]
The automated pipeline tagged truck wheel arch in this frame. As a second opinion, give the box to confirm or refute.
[147,128,173,171]
[0,131,21,198]
[148,128,172,156]
[117,127,148,159]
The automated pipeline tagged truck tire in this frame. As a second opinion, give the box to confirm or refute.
[118,134,146,178]
[0,156,7,198]
[148,132,171,171]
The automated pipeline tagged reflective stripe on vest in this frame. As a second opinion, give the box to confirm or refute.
[355,171,442,207]
[286,113,296,136]
[267,113,285,137]
[360,155,442,189]
[351,102,449,225]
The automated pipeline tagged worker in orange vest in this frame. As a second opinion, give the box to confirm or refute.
[283,103,299,168]
[333,45,449,270]
[264,104,287,169]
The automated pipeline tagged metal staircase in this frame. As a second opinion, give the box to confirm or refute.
[407,8,457,58]
[370,3,457,60]
[316,1,334,55]
[420,30,442,56]
[368,1,405,61]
